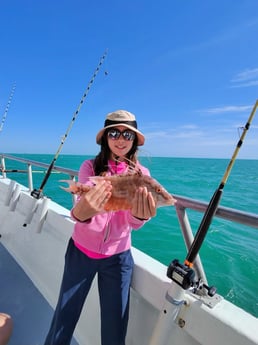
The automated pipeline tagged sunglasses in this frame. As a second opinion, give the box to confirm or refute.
[107,128,136,141]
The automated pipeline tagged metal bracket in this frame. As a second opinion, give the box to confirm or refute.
[190,290,222,308]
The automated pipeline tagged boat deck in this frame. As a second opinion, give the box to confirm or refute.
[0,243,78,345]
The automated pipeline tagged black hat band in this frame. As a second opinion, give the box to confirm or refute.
[104,119,138,129]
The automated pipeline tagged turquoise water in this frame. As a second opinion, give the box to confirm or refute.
[3,154,258,318]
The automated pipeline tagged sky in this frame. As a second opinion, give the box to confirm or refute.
[0,0,258,159]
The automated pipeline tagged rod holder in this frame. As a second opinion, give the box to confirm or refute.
[5,180,17,206]
[9,184,21,211]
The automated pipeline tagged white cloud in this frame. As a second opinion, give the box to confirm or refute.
[230,68,258,88]
[180,124,199,130]
[145,130,172,139]
[173,130,203,139]
[145,125,204,141]
[232,68,258,82]
[231,80,258,88]
[200,105,252,114]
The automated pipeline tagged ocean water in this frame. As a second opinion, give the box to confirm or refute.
[3,154,258,318]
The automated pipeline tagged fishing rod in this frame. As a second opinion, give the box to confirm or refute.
[167,99,258,294]
[0,83,16,133]
[31,50,108,199]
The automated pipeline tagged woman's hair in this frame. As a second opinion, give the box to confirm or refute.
[93,128,139,176]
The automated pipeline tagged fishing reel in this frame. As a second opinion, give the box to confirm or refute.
[167,259,195,290]
[167,259,216,297]
[31,189,43,199]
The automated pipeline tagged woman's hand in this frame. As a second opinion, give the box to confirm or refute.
[131,186,156,220]
[72,180,112,221]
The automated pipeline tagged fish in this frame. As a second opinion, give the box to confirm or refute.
[60,172,176,211]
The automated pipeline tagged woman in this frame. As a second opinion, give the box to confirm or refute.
[44,110,157,345]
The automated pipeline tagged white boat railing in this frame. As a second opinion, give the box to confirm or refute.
[1,153,258,289]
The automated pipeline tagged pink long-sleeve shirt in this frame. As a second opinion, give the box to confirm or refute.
[71,159,150,256]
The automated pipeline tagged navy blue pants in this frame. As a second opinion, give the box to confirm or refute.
[44,239,134,345]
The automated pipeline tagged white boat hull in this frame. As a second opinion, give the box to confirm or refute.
[0,177,257,345]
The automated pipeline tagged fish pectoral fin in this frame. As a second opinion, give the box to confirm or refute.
[59,180,75,192]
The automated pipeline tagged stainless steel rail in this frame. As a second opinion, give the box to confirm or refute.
[1,154,78,192]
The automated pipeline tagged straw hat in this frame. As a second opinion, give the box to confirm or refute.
[96,110,145,146]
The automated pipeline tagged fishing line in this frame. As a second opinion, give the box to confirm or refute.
[0,83,16,133]
[31,50,108,199]
[185,99,258,267]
